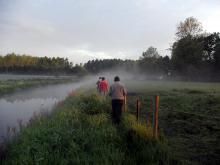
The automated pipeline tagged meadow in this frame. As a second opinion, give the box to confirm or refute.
[125,80,220,165]
[1,80,220,164]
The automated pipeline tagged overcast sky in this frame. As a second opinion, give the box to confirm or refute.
[0,0,220,64]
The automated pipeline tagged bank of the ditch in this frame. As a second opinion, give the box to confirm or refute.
[0,78,75,96]
[1,93,175,165]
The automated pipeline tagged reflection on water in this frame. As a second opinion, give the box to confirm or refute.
[0,98,58,140]
[0,82,79,141]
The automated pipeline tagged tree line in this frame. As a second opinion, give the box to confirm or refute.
[0,54,76,74]
[0,17,219,81]
[84,17,220,81]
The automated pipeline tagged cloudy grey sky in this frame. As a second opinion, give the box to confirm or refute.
[0,0,220,64]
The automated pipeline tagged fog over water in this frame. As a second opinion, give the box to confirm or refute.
[0,76,98,142]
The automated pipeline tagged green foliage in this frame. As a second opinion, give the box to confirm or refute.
[75,94,110,115]
[119,115,170,165]
[202,32,220,61]
[71,64,88,76]
[141,46,160,59]
[0,53,86,75]
[172,36,204,75]
[84,59,136,73]
[212,35,220,71]
[171,17,220,80]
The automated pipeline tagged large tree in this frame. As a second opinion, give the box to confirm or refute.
[141,46,160,59]
[171,17,208,79]
[139,46,168,75]
[202,32,220,61]
[176,17,203,39]
[213,41,220,71]
[172,36,204,74]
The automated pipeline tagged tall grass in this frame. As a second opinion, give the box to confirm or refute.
[1,93,172,165]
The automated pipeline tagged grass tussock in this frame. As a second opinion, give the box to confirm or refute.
[1,93,172,165]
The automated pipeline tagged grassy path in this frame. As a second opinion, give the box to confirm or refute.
[1,93,172,165]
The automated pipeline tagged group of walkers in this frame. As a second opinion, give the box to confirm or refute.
[96,76,127,124]
[96,77,109,95]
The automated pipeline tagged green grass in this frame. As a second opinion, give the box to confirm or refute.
[0,78,73,96]
[1,93,172,165]
[125,80,220,165]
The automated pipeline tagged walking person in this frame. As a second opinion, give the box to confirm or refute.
[96,77,102,93]
[99,77,109,96]
[109,76,127,124]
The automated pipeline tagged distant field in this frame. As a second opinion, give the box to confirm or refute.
[0,74,75,80]
[126,80,220,94]
[125,80,220,165]
[0,78,75,96]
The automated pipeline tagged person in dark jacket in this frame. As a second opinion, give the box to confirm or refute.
[109,76,127,124]
[96,77,102,93]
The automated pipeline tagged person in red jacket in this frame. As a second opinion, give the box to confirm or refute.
[99,77,109,95]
